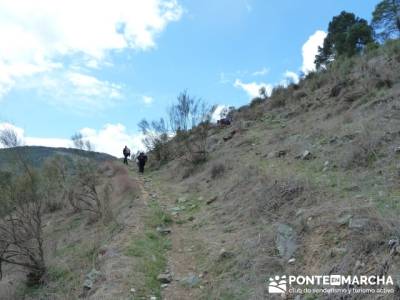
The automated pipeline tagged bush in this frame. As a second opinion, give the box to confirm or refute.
[68,159,114,224]
[210,163,225,179]
[341,127,381,169]
[0,128,47,286]
[250,97,264,107]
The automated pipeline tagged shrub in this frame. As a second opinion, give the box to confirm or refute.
[0,128,47,286]
[250,97,264,107]
[341,127,381,169]
[69,159,114,224]
[210,163,226,179]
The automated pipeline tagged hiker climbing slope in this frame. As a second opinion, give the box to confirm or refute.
[123,145,131,165]
[137,152,148,173]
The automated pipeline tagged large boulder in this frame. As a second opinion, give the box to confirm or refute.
[276,223,297,259]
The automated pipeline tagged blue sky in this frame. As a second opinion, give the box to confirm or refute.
[0,0,378,156]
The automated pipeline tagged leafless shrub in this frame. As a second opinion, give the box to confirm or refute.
[41,156,70,213]
[69,159,113,224]
[168,90,204,134]
[138,118,170,162]
[341,126,382,169]
[181,119,212,164]
[268,85,287,108]
[0,172,47,286]
[210,163,225,179]
[250,97,264,107]
[116,173,140,196]
[0,128,47,286]
[0,128,22,147]
[71,132,94,151]
[101,183,114,224]
[294,90,307,100]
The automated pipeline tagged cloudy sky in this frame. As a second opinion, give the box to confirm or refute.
[0,0,378,157]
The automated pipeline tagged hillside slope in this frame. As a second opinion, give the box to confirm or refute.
[145,40,400,299]
[0,146,115,170]
[2,41,400,300]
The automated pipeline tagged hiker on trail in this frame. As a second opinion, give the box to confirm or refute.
[137,152,148,173]
[123,145,131,165]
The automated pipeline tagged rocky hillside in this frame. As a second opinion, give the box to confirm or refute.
[143,39,400,299]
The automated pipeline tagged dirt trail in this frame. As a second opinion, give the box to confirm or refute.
[142,176,203,300]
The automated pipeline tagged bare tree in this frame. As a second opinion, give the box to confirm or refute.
[71,132,94,151]
[168,90,202,134]
[68,159,113,224]
[0,128,46,285]
[0,128,22,147]
[138,118,170,161]
[181,102,216,164]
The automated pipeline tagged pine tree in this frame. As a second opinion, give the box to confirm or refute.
[315,11,373,69]
[371,0,400,41]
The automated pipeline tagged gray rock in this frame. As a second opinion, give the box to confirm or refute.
[180,273,201,288]
[266,151,277,159]
[83,268,102,290]
[389,239,399,249]
[156,226,172,234]
[295,209,306,217]
[218,248,234,260]
[177,196,187,203]
[83,279,93,290]
[337,214,352,225]
[206,196,218,205]
[170,206,184,212]
[86,268,101,281]
[395,147,400,154]
[276,223,297,259]
[297,150,313,160]
[349,218,369,230]
[288,258,296,264]
[330,247,346,257]
[157,273,172,283]
[343,185,361,192]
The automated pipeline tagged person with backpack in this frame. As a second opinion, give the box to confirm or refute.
[137,152,148,173]
[123,146,131,165]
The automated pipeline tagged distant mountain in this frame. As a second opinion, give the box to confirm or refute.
[0,146,115,170]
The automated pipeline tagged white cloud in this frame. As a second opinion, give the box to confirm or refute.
[29,71,123,111]
[280,70,300,86]
[0,122,145,157]
[79,123,145,157]
[0,0,183,99]
[211,105,227,122]
[67,72,122,99]
[234,79,273,98]
[142,95,154,105]
[301,30,327,74]
[252,67,269,76]
[25,137,73,148]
